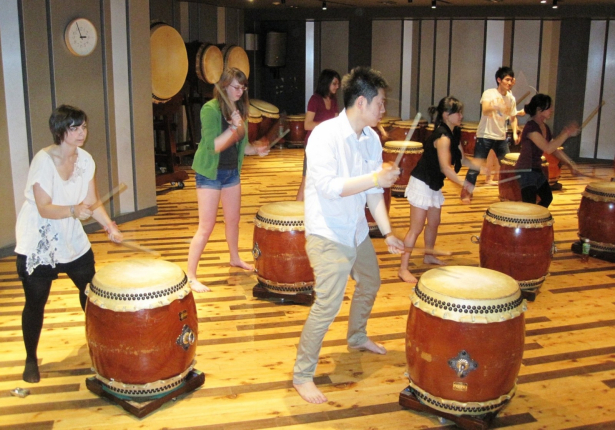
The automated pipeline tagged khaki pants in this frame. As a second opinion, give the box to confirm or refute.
[293,234,381,384]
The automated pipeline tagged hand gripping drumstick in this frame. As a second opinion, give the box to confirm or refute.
[394,112,422,167]
[581,100,606,130]
[90,183,128,211]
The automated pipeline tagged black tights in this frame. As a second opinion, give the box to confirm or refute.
[17,249,95,362]
[521,181,553,208]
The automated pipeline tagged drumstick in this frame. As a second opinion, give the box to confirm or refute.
[516,91,531,106]
[268,129,290,149]
[394,112,422,167]
[581,100,606,130]
[118,241,161,257]
[497,175,521,185]
[404,247,452,256]
[214,82,234,113]
[90,183,127,211]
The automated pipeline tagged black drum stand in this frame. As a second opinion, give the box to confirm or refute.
[252,283,314,305]
[571,240,615,263]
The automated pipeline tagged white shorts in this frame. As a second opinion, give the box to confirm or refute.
[405,176,445,210]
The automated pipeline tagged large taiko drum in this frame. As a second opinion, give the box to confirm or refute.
[372,116,401,145]
[382,141,424,197]
[219,44,250,78]
[405,266,526,416]
[286,114,306,147]
[150,23,188,104]
[499,153,549,202]
[250,99,280,142]
[473,202,555,293]
[366,187,391,238]
[387,120,427,143]
[543,147,563,186]
[248,105,263,142]
[85,259,197,400]
[195,43,223,84]
[252,202,314,295]
[460,122,479,156]
[578,181,615,253]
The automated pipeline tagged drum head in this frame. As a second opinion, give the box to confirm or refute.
[380,116,401,125]
[87,258,190,311]
[223,45,250,78]
[391,120,418,128]
[485,201,554,227]
[250,99,280,116]
[461,121,479,131]
[286,114,306,121]
[384,140,423,151]
[414,266,525,323]
[585,181,615,198]
[249,105,263,119]
[150,24,188,102]
[255,201,304,232]
[196,43,223,84]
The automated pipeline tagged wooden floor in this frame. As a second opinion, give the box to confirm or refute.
[1,147,615,430]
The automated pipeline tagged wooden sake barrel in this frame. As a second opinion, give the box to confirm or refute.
[382,141,424,197]
[387,119,427,143]
[474,202,554,292]
[366,187,392,238]
[286,114,306,146]
[250,99,280,141]
[543,147,564,186]
[578,181,615,252]
[220,44,250,78]
[150,23,188,104]
[499,153,548,202]
[460,121,479,156]
[248,105,263,142]
[85,259,197,400]
[252,202,314,295]
[406,266,526,416]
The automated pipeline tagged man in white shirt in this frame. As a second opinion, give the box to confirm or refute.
[293,67,405,404]
[461,66,519,203]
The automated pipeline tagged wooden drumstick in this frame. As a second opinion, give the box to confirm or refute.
[118,241,161,257]
[90,183,127,211]
[394,112,422,167]
[516,91,531,106]
[497,175,521,185]
[581,100,606,130]
[214,82,235,113]
[404,247,452,256]
[268,129,290,149]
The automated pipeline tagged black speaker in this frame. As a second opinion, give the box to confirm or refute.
[265,32,286,67]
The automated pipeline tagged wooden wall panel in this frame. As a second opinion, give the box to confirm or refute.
[372,20,402,118]
[450,20,484,122]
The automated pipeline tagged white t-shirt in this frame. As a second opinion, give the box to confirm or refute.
[477,88,517,140]
[15,147,95,274]
[304,109,383,248]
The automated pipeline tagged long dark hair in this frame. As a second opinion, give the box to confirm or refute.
[428,96,463,128]
[215,67,249,121]
[49,105,87,145]
[314,69,341,98]
[524,93,552,117]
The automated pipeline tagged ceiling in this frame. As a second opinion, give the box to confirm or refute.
[181,0,615,10]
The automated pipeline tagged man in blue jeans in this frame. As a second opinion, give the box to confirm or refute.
[461,66,519,203]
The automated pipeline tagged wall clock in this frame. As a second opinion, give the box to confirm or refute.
[64,18,98,57]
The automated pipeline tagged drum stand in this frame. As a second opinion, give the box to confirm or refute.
[252,283,314,305]
[399,386,504,430]
[571,241,615,263]
[85,369,205,418]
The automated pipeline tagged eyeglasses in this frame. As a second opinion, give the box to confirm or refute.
[229,84,247,92]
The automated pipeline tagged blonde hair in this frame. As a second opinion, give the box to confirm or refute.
[215,68,249,121]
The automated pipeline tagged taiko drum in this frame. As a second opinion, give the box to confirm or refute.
[372,116,401,145]
[499,153,549,202]
[543,147,563,186]
[250,99,280,143]
[286,114,306,146]
[387,119,428,143]
[474,202,554,292]
[578,181,615,252]
[150,23,188,104]
[85,259,197,400]
[405,266,526,416]
[248,105,263,142]
[252,202,314,295]
[366,187,392,237]
[460,122,479,156]
[382,141,424,197]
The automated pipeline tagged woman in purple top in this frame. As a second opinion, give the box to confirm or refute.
[296,69,341,201]
[515,94,579,207]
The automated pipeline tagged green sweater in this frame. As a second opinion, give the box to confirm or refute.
[192,99,249,179]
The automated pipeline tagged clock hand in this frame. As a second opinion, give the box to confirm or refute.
[76,22,84,38]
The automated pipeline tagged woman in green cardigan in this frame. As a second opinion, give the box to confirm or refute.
[187,68,269,292]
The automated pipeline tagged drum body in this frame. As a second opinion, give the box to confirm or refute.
[477,202,554,292]
[220,44,250,78]
[286,114,306,146]
[387,120,426,142]
[382,141,424,196]
[460,122,479,156]
[85,259,197,400]
[150,23,188,104]
[250,99,280,141]
[365,188,391,237]
[578,181,615,252]
[499,153,548,202]
[543,147,563,186]
[252,202,314,295]
[406,266,526,416]
[248,105,263,142]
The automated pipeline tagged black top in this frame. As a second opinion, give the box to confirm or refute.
[218,116,239,170]
[411,123,462,191]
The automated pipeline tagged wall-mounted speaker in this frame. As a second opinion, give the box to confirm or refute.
[265,32,286,67]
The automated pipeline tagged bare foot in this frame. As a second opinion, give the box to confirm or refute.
[230,259,254,271]
[294,381,328,404]
[348,338,387,355]
[423,255,446,265]
[188,278,211,292]
[398,268,418,283]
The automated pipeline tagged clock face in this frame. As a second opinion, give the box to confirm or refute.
[65,18,98,57]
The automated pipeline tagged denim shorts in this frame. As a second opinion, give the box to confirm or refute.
[195,169,240,190]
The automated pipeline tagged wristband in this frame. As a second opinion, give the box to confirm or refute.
[70,205,76,218]
[229,124,237,131]
[372,172,380,188]
[104,221,118,234]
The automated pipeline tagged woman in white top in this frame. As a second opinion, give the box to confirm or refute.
[15,105,123,383]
